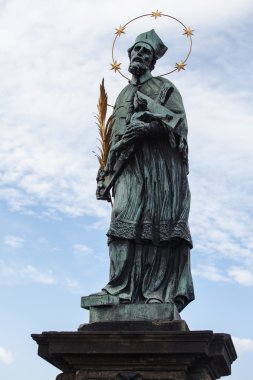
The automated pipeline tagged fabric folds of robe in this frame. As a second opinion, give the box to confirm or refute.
[103,239,194,311]
[104,75,194,308]
[107,137,192,247]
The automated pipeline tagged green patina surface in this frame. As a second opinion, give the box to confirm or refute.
[93,29,195,320]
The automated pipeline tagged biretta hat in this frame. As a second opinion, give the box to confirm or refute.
[128,29,168,60]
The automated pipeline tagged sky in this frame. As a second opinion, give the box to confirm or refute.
[0,0,253,379]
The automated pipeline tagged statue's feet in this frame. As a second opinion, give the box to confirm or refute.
[120,298,131,304]
[146,298,162,304]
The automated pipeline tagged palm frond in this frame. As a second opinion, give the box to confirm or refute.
[94,79,115,169]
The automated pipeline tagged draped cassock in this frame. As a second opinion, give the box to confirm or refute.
[103,72,194,311]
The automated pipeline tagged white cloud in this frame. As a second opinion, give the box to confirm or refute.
[179,73,253,286]
[24,265,56,285]
[232,337,253,356]
[83,217,110,232]
[0,261,56,285]
[73,244,108,264]
[0,346,14,365]
[192,265,230,283]
[73,244,92,254]
[3,235,24,248]
[65,278,79,289]
[73,243,94,266]
[228,267,253,286]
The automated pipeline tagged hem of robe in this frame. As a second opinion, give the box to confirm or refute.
[107,219,193,248]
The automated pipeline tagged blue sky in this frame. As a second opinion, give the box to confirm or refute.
[0,0,253,379]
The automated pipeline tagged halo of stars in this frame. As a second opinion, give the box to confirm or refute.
[110,11,194,80]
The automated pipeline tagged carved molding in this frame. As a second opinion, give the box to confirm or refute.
[115,372,143,380]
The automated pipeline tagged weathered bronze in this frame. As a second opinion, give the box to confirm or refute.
[94,29,195,315]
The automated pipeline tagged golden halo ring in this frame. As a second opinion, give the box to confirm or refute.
[111,11,194,81]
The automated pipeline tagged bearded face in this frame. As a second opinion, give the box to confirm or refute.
[128,42,154,77]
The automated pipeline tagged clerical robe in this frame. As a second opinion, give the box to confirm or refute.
[104,73,194,310]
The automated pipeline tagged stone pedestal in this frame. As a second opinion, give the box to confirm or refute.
[81,294,181,322]
[32,320,237,380]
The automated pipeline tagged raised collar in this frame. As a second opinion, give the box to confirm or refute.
[130,71,153,86]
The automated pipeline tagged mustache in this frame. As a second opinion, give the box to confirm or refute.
[131,56,144,64]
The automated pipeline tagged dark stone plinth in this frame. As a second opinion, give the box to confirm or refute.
[78,320,189,332]
[32,321,237,380]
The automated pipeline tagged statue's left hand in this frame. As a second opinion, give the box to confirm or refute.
[178,136,187,154]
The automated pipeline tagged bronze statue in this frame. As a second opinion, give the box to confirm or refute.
[96,29,194,313]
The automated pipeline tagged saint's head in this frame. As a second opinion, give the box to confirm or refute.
[128,29,167,77]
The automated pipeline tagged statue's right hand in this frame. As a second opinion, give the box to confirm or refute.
[96,184,110,201]
[104,143,121,174]
[95,167,108,201]
[104,151,115,174]
[123,121,148,141]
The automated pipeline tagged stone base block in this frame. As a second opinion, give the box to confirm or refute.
[81,294,180,322]
[89,303,180,323]
[32,321,237,380]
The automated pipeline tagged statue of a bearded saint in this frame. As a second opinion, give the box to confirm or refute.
[96,29,194,314]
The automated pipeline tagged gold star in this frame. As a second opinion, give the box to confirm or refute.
[175,62,187,71]
[115,25,126,37]
[151,10,162,19]
[110,61,121,73]
[183,27,194,37]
